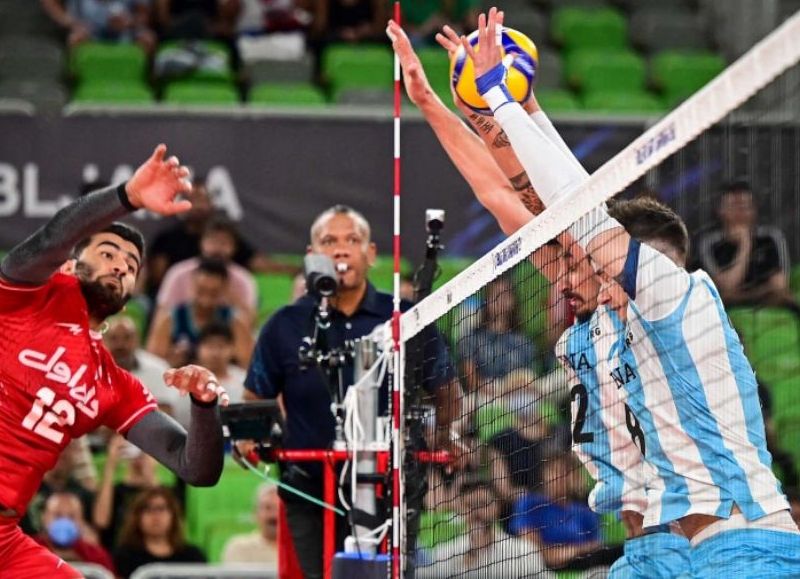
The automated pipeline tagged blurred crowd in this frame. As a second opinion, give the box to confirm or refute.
[17,174,800,577]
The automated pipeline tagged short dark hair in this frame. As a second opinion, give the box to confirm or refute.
[608,197,689,259]
[194,257,229,280]
[202,214,239,243]
[197,320,233,344]
[720,180,753,197]
[72,222,146,264]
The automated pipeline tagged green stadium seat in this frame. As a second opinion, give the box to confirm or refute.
[163,81,240,106]
[582,89,666,114]
[185,457,268,550]
[417,510,466,550]
[535,88,581,112]
[565,49,647,93]
[72,81,154,105]
[416,48,452,104]
[322,44,393,95]
[156,40,234,83]
[552,7,629,52]
[92,452,177,487]
[513,260,552,353]
[255,272,297,325]
[650,50,726,107]
[369,255,412,294]
[249,82,327,107]
[601,512,626,545]
[71,42,147,83]
[475,403,516,443]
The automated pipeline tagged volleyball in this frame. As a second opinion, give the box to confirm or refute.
[450,27,539,114]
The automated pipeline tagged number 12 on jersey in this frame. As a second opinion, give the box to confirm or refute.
[22,387,76,444]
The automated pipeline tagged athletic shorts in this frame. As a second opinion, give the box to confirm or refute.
[690,528,800,579]
[608,532,691,579]
[0,518,81,579]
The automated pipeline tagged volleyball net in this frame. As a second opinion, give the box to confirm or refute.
[396,12,800,578]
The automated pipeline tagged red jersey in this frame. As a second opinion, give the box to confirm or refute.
[0,274,158,516]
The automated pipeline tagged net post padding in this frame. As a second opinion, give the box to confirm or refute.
[400,10,800,342]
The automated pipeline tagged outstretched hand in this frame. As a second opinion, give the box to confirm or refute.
[461,8,505,87]
[164,365,230,406]
[125,144,193,216]
[387,19,438,107]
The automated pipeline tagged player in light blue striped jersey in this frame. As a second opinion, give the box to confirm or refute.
[388,20,693,575]
[471,9,800,575]
[556,200,692,579]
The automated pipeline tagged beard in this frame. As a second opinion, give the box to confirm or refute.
[75,261,130,321]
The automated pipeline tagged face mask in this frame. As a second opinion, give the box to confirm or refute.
[47,517,79,548]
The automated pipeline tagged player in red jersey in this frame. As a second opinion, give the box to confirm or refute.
[0,144,228,577]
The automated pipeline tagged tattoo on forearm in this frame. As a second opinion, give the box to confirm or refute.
[509,172,531,192]
[469,113,495,135]
[492,130,510,148]
[509,172,545,215]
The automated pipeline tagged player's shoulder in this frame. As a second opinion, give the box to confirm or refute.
[0,271,75,292]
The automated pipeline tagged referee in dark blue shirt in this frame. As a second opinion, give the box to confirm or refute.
[244,205,459,579]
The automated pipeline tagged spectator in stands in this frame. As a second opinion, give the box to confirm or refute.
[104,315,190,426]
[41,0,156,52]
[93,435,164,550]
[147,179,296,305]
[155,215,258,325]
[309,0,384,44]
[155,0,242,40]
[402,0,478,46]
[195,321,248,402]
[418,478,554,578]
[510,454,621,571]
[24,440,97,535]
[147,258,254,368]
[35,491,116,573]
[114,487,206,578]
[459,275,537,393]
[221,483,279,565]
[697,181,796,307]
[146,178,217,302]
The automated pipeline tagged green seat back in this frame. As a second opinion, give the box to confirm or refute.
[651,50,726,106]
[417,47,452,104]
[185,458,268,547]
[582,89,666,114]
[535,88,582,112]
[92,452,177,487]
[566,50,647,92]
[157,40,234,83]
[552,7,629,52]
[417,510,466,550]
[71,42,147,82]
[255,273,297,326]
[73,81,154,104]
[250,82,327,107]
[322,44,393,93]
[163,81,239,105]
[369,254,412,294]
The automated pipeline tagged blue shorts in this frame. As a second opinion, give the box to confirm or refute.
[690,528,800,578]
[608,532,691,579]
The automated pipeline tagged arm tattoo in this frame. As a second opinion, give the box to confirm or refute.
[468,113,495,135]
[510,172,545,215]
[492,130,510,148]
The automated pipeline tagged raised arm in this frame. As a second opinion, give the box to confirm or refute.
[387,20,531,236]
[0,145,191,286]
[126,365,228,486]
[468,10,688,318]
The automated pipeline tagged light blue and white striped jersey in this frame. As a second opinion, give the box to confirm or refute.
[617,239,789,527]
[556,305,649,516]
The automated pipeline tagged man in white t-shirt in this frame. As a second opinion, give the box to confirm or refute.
[222,483,279,566]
